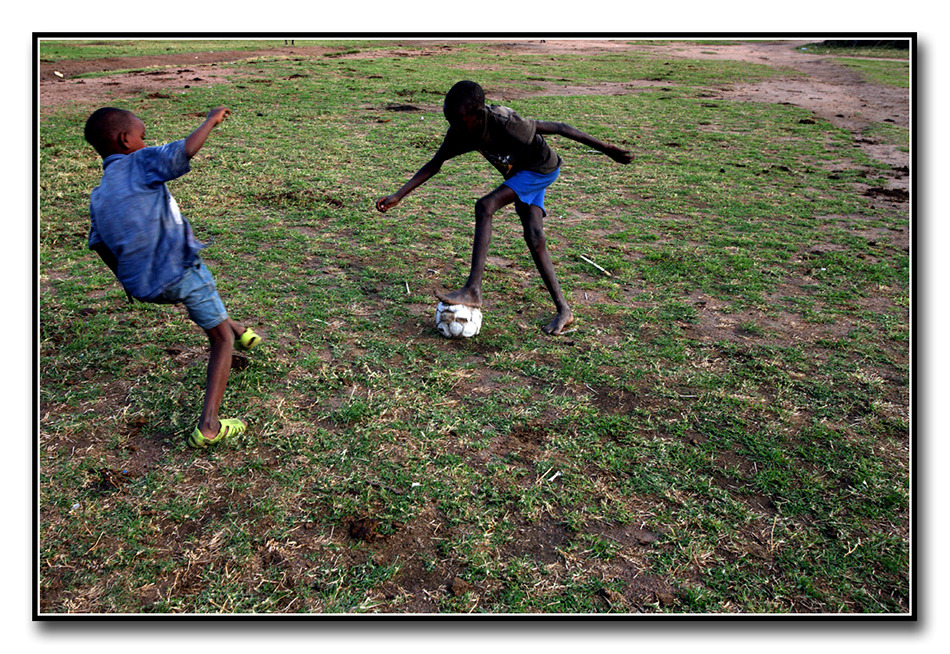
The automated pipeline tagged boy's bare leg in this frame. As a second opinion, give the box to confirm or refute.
[196,321,234,439]
[517,201,574,335]
[436,184,517,308]
[225,317,247,339]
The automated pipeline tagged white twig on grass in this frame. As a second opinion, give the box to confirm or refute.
[579,254,611,276]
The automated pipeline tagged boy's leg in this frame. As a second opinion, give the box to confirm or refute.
[160,261,255,441]
[436,184,518,307]
[222,317,262,351]
[225,318,244,339]
[224,317,249,342]
[516,200,574,335]
[196,320,234,440]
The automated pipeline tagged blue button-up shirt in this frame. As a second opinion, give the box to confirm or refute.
[88,140,207,301]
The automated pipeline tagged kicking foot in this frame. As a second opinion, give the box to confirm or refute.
[236,328,261,351]
[542,309,574,335]
[436,287,482,308]
[189,418,246,448]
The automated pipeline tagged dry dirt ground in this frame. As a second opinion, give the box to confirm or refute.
[38,39,911,613]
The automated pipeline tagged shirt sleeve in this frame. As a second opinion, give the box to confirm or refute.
[494,106,537,145]
[135,140,192,187]
[434,126,474,161]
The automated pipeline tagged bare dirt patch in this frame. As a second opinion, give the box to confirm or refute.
[40,65,244,113]
[39,44,329,111]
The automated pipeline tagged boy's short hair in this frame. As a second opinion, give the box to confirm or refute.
[84,107,136,157]
[444,80,485,120]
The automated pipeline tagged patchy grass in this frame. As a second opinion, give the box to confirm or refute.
[39,39,373,62]
[797,42,911,60]
[835,58,911,88]
[38,40,910,614]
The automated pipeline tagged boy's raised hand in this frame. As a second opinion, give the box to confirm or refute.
[206,106,231,126]
[185,107,231,158]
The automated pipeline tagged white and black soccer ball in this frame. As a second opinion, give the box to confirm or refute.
[435,302,482,338]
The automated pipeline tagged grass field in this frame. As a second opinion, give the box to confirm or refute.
[37,39,911,614]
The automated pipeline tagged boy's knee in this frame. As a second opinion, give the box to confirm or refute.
[205,320,233,345]
[474,197,497,219]
[523,224,546,249]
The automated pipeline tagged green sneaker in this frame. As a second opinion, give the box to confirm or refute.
[236,328,261,351]
[188,418,246,448]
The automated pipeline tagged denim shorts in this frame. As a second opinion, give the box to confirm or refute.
[152,259,228,330]
[503,168,560,215]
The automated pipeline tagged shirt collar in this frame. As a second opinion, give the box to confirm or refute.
[102,153,126,170]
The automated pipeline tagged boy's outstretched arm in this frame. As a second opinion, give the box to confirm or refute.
[376,155,445,212]
[184,106,230,159]
[535,121,632,164]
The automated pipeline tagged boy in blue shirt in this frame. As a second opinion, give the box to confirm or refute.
[84,106,261,448]
[377,80,632,335]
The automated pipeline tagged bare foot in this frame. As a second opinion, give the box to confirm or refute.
[436,287,482,307]
[542,309,574,335]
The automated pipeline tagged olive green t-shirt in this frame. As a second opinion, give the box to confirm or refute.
[436,105,562,179]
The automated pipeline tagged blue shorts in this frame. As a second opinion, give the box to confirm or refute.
[152,259,228,330]
[503,168,560,216]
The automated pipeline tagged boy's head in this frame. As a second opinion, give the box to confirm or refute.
[443,80,485,129]
[84,107,147,158]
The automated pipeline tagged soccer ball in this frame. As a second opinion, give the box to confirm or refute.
[435,302,482,338]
